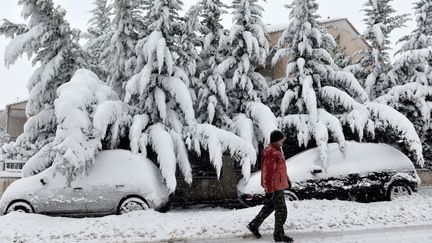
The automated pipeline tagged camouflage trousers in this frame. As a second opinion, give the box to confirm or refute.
[249,190,287,237]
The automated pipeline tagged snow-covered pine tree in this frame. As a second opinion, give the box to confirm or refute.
[21,69,129,182]
[176,4,201,89]
[83,0,113,80]
[104,0,145,98]
[356,0,409,99]
[194,0,231,127]
[378,0,432,167]
[222,0,281,147]
[226,0,269,114]
[271,0,424,167]
[271,0,364,166]
[0,127,10,148]
[389,0,432,86]
[124,0,256,192]
[0,0,83,162]
[0,19,27,38]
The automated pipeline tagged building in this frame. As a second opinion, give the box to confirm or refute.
[0,100,27,196]
[265,18,370,80]
[2,100,27,141]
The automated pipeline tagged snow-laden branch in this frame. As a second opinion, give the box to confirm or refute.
[148,123,177,193]
[245,102,278,143]
[366,102,424,167]
[194,124,257,181]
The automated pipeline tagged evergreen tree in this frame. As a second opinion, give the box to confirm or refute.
[105,0,145,98]
[194,0,231,127]
[271,0,424,167]
[83,0,113,80]
[357,0,409,99]
[177,4,201,88]
[225,0,269,115]
[378,0,432,167]
[124,0,256,192]
[0,0,83,162]
[390,0,432,86]
[0,127,10,147]
[220,0,281,147]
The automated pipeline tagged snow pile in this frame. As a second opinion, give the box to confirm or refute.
[0,187,431,242]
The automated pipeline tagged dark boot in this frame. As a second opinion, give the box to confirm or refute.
[274,234,294,242]
[246,223,261,239]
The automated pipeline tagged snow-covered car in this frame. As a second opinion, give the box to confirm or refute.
[0,150,170,217]
[237,142,421,206]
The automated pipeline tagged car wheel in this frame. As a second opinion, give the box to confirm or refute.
[6,201,34,214]
[387,182,412,201]
[117,197,149,215]
[284,190,298,201]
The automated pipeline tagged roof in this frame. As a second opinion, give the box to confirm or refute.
[265,18,370,51]
[266,18,358,34]
[5,99,27,107]
[0,98,28,110]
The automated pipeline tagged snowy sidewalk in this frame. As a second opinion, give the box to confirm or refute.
[0,187,431,243]
[195,224,432,243]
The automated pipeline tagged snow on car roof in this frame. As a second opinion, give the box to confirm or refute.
[287,141,414,181]
[80,150,170,202]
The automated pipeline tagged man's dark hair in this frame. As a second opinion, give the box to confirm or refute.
[270,130,285,143]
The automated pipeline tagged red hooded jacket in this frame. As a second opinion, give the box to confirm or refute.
[261,143,290,193]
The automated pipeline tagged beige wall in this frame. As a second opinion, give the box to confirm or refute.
[268,31,289,80]
[0,110,6,130]
[0,177,18,197]
[322,20,369,59]
[5,101,27,140]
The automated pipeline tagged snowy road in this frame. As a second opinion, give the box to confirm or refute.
[191,224,432,243]
[0,187,431,243]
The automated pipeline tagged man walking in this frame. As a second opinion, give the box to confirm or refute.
[247,130,293,242]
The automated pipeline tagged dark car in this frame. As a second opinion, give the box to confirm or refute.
[237,142,421,206]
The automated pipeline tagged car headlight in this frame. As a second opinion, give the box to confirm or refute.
[245,194,255,201]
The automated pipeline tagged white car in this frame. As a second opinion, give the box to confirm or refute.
[237,142,421,206]
[0,150,170,216]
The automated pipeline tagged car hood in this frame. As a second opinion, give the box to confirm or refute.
[0,167,60,215]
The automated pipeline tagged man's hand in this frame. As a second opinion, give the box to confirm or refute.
[265,192,273,201]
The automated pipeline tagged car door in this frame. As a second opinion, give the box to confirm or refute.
[37,178,87,216]
[318,150,352,200]
[84,183,119,215]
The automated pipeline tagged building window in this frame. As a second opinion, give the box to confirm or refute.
[5,161,24,171]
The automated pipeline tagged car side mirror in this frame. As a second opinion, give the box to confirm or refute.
[311,168,323,174]
[40,178,47,186]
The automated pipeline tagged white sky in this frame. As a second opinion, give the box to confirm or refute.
[0,0,416,109]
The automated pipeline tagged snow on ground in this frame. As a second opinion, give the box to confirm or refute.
[199,225,432,243]
[0,187,431,243]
